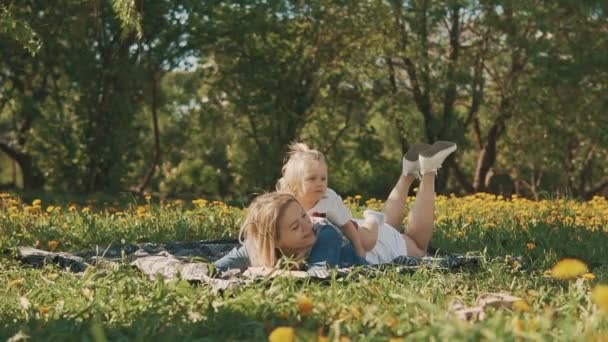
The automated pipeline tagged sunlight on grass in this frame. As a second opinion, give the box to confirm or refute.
[1,192,607,340]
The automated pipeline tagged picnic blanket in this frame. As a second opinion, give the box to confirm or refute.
[11,240,488,292]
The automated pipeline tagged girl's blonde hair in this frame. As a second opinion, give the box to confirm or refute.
[239,192,300,267]
[276,142,326,197]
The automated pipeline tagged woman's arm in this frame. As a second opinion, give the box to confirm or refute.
[213,245,250,271]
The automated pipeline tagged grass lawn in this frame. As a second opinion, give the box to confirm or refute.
[1,193,608,341]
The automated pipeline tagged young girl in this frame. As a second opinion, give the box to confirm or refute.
[276,143,384,257]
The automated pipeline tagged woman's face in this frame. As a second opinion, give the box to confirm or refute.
[276,201,316,256]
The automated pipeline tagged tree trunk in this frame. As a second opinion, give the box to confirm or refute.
[134,70,161,195]
[473,122,500,192]
[0,142,44,191]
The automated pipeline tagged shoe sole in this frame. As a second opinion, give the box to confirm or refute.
[404,143,432,162]
[420,141,457,158]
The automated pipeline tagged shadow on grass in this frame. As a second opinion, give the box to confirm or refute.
[0,304,316,341]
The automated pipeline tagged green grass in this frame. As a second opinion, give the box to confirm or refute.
[1,201,608,341]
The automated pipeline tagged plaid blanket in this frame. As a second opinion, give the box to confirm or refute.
[13,240,486,292]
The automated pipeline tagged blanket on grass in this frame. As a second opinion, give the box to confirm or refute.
[11,240,489,292]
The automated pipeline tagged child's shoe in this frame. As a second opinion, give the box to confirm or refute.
[402,143,432,176]
[419,141,457,175]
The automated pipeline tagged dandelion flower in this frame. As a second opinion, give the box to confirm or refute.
[32,199,41,206]
[591,285,608,311]
[512,300,531,312]
[296,295,313,316]
[582,273,596,280]
[550,258,589,280]
[527,242,536,250]
[268,327,295,342]
[512,317,525,333]
[47,240,59,251]
[9,278,24,288]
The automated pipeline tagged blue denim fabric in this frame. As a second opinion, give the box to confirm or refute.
[215,224,368,271]
[308,224,368,268]
[214,244,250,271]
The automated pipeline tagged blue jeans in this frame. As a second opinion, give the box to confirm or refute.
[308,224,368,268]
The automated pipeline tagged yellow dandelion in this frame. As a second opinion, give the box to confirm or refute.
[46,206,55,213]
[32,199,42,206]
[582,273,596,280]
[268,326,295,342]
[296,295,313,316]
[527,242,536,250]
[47,240,59,251]
[512,317,525,333]
[591,285,608,311]
[144,194,152,201]
[386,316,398,328]
[512,300,531,312]
[24,206,40,214]
[550,258,589,280]
[9,278,24,288]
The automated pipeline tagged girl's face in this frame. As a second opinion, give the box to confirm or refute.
[276,201,316,256]
[300,161,328,206]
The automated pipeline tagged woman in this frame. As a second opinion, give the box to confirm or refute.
[214,141,457,271]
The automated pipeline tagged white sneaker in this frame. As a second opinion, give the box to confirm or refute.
[402,143,432,176]
[363,209,385,226]
[419,141,457,175]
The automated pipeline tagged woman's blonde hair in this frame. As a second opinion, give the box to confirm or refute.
[276,142,326,197]
[239,192,300,267]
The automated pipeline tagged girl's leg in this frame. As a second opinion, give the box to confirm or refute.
[402,141,456,256]
[382,174,416,229]
[403,172,436,256]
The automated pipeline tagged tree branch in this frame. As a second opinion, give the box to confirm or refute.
[0,140,20,161]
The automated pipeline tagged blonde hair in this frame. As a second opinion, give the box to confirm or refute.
[276,142,326,197]
[239,192,300,267]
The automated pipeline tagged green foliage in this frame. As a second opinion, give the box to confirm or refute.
[0,0,607,200]
[159,159,224,198]
[110,0,143,40]
[0,3,41,54]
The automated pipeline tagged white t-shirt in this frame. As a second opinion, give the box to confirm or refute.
[353,219,408,264]
[309,188,408,264]
[307,188,352,227]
